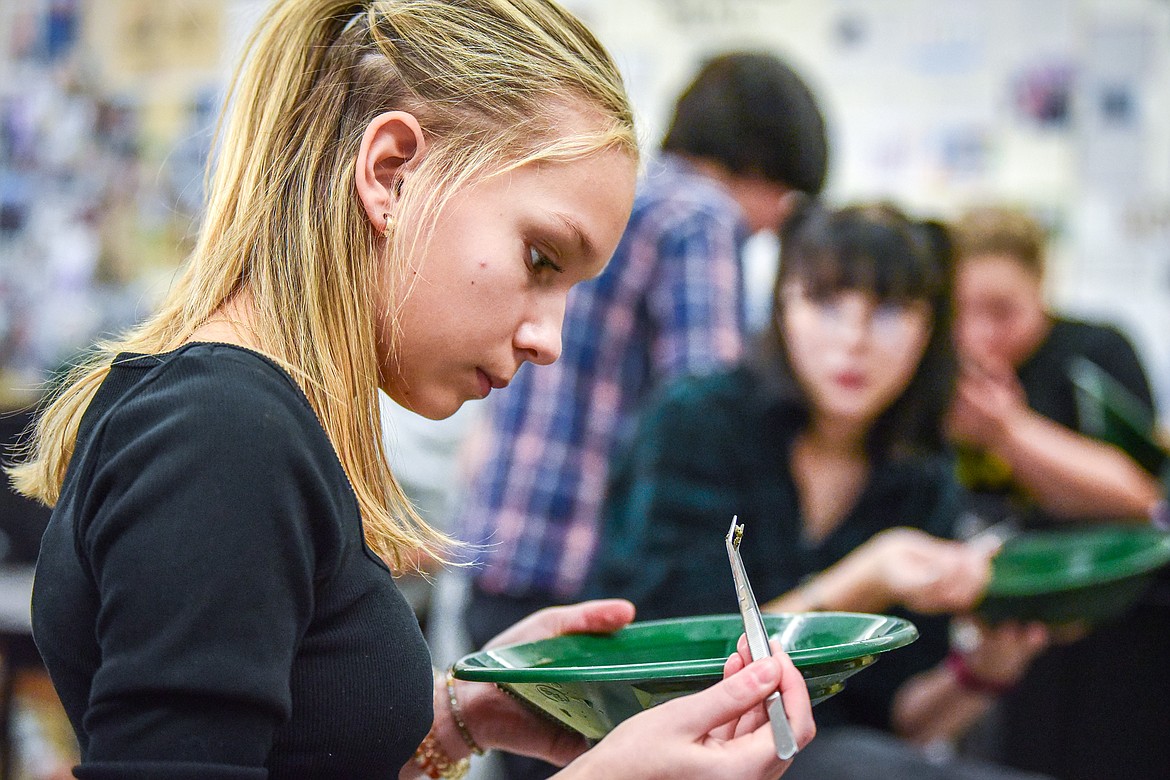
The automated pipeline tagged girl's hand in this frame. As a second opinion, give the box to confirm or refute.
[863,528,995,614]
[950,616,1049,690]
[454,599,637,766]
[946,358,1027,449]
[564,637,815,780]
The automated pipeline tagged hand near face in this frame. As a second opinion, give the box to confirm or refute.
[861,528,995,614]
[569,636,814,780]
[946,358,1028,449]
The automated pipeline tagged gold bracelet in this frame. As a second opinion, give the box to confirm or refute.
[413,728,471,779]
[445,668,485,756]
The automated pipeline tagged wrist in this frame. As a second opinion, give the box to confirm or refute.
[983,404,1029,453]
[944,650,1015,697]
[413,729,471,779]
[447,671,501,752]
[794,576,827,612]
[830,544,894,613]
[445,668,485,757]
[413,669,479,779]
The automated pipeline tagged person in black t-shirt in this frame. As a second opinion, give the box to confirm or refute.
[949,205,1170,780]
[4,2,815,778]
[948,205,1161,526]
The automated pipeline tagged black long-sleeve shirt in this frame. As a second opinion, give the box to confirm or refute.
[33,343,432,779]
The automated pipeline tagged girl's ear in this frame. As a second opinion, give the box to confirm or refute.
[355,111,427,233]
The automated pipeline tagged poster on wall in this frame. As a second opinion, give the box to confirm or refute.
[1078,15,1152,196]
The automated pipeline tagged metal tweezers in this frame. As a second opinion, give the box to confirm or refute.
[725,515,799,760]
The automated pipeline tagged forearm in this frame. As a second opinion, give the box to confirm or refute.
[990,408,1160,519]
[890,665,996,745]
[763,554,890,615]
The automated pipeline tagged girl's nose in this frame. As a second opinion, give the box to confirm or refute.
[829,298,872,346]
[515,299,565,366]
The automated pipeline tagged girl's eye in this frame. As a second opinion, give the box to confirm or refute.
[528,245,564,275]
[873,302,906,323]
[813,298,845,319]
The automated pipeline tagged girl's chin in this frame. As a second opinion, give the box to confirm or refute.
[819,401,883,427]
[381,387,462,421]
[413,398,464,421]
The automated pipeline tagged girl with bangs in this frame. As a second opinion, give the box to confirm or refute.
[586,202,1050,777]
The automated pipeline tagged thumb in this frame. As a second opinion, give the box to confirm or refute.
[660,656,783,735]
[484,599,636,649]
[538,599,637,636]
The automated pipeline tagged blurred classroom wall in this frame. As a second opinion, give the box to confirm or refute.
[2,0,1166,419]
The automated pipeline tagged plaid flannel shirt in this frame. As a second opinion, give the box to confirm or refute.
[456,154,749,599]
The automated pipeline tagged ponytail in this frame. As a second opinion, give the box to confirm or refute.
[9,0,637,569]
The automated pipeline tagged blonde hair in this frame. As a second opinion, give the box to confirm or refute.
[953,205,1048,277]
[9,0,638,569]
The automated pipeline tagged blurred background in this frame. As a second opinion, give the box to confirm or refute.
[2,0,1168,417]
[0,0,1167,778]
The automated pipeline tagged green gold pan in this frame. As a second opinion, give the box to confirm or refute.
[454,612,917,741]
[977,525,1170,625]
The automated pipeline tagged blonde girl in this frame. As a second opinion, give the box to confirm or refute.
[11,1,813,778]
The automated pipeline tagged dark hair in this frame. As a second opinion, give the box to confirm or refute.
[755,201,957,457]
[660,52,829,195]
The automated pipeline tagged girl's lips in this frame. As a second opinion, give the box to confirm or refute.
[476,369,510,398]
[833,371,866,390]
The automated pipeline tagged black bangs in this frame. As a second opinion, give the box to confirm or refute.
[781,203,942,303]
[757,199,958,458]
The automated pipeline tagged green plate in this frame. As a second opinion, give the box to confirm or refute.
[1070,356,1168,476]
[453,612,917,741]
[977,525,1170,625]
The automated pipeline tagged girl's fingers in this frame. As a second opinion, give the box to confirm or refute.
[662,655,785,735]
[776,652,816,750]
[716,651,761,741]
[734,633,785,661]
[724,650,747,679]
[726,652,816,763]
[737,632,750,661]
[483,599,636,650]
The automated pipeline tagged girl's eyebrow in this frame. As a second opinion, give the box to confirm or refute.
[552,211,596,260]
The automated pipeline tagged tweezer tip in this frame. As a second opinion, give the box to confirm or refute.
[726,515,744,549]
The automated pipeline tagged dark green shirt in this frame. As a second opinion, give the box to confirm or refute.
[585,365,960,731]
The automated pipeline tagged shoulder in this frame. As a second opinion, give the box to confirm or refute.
[92,343,346,521]
[652,366,756,423]
[108,343,319,449]
[1041,317,1150,393]
[628,155,743,233]
[80,344,350,572]
[130,341,310,406]
[1047,317,1138,357]
[637,367,772,457]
